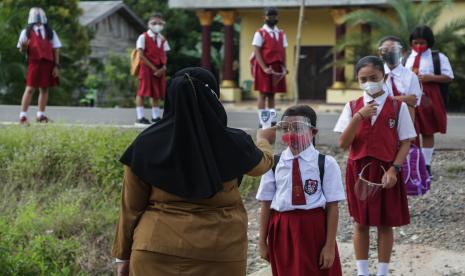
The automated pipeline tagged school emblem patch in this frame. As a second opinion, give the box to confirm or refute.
[304,179,318,195]
[388,118,396,129]
[261,110,271,123]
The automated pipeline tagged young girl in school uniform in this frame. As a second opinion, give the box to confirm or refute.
[334,56,416,276]
[404,25,454,176]
[252,7,289,128]
[134,12,170,126]
[17,7,61,125]
[257,105,345,276]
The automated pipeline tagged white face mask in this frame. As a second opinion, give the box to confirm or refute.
[150,24,164,34]
[360,79,384,96]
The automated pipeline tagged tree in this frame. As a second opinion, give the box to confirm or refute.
[335,0,465,110]
[0,0,91,105]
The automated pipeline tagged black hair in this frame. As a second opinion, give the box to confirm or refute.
[409,25,435,47]
[282,105,317,127]
[378,35,403,47]
[26,23,54,40]
[264,7,278,16]
[355,56,385,76]
[149,12,164,21]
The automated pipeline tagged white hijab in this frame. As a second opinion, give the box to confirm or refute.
[28,7,47,24]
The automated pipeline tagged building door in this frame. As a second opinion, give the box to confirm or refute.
[297,46,333,100]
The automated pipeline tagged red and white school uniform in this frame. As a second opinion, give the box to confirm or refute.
[17,25,61,88]
[252,24,287,94]
[334,92,416,226]
[404,49,454,135]
[136,30,170,99]
[257,145,345,276]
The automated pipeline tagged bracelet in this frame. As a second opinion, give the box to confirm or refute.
[356,112,365,120]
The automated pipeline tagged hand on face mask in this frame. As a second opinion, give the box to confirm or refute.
[150,24,164,34]
[360,80,384,96]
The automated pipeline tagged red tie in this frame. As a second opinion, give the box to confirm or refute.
[412,50,425,75]
[390,75,400,96]
[292,158,307,205]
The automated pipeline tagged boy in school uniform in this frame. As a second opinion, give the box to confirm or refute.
[378,36,422,121]
[135,12,170,126]
[404,26,454,176]
[17,7,61,125]
[252,7,288,128]
[257,105,344,276]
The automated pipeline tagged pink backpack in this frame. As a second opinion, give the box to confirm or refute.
[402,144,431,196]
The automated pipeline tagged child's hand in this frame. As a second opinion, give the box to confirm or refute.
[382,167,397,189]
[357,102,378,119]
[116,262,129,276]
[319,243,335,270]
[263,66,272,74]
[52,67,59,78]
[259,240,269,262]
[257,127,276,145]
[153,69,162,78]
[404,95,417,107]
[418,74,434,83]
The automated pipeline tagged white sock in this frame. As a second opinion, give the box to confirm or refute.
[356,260,369,276]
[37,111,44,118]
[152,107,161,119]
[377,262,389,276]
[422,147,434,165]
[136,107,144,120]
[270,108,277,123]
[19,112,28,119]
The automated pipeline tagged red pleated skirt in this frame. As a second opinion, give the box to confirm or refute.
[346,157,410,227]
[26,59,59,88]
[137,63,166,99]
[416,82,447,135]
[267,208,342,276]
[253,61,287,94]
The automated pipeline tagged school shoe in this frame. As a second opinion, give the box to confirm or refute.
[135,117,151,127]
[152,117,161,124]
[19,116,30,126]
[36,115,51,123]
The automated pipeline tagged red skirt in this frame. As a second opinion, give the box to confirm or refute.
[416,82,447,135]
[346,157,410,227]
[26,60,59,88]
[137,63,166,99]
[268,208,342,276]
[253,61,287,94]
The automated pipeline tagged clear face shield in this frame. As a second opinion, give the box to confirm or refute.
[355,162,387,201]
[28,7,47,25]
[378,42,402,67]
[274,116,316,155]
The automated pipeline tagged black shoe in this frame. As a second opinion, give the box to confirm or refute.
[135,117,151,126]
[152,117,161,124]
[426,165,434,179]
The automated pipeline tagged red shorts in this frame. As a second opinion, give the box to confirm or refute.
[254,61,287,94]
[137,63,166,99]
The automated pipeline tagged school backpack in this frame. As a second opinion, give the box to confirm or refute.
[130,49,141,76]
[272,153,326,185]
[402,144,431,196]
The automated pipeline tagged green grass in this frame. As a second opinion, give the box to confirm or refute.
[0,125,262,275]
[447,164,465,174]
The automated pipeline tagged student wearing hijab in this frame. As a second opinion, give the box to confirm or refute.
[112,67,275,276]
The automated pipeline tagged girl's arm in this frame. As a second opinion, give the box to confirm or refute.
[338,102,377,149]
[259,201,272,262]
[254,46,271,74]
[383,139,411,188]
[418,74,452,84]
[137,49,157,72]
[320,202,339,269]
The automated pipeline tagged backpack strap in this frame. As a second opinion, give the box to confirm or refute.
[392,98,401,127]
[272,153,326,186]
[432,50,441,75]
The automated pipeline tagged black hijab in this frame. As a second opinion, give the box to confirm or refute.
[120,67,263,200]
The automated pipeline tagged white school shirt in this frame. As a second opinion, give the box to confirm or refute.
[252,24,288,48]
[256,144,345,212]
[136,30,170,51]
[17,25,62,48]
[333,91,417,141]
[404,48,454,79]
[383,64,422,107]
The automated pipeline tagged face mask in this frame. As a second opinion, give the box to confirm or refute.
[360,80,384,96]
[150,24,163,33]
[265,19,278,27]
[381,51,400,67]
[281,132,312,151]
[413,45,428,54]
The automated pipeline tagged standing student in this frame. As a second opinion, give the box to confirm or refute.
[252,7,288,128]
[378,35,422,121]
[404,25,454,176]
[257,105,344,276]
[17,7,61,125]
[135,13,170,126]
[334,56,416,276]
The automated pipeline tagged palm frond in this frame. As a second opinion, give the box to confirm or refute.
[343,10,394,30]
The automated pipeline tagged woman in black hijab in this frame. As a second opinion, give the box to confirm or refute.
[112,67,275,276]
